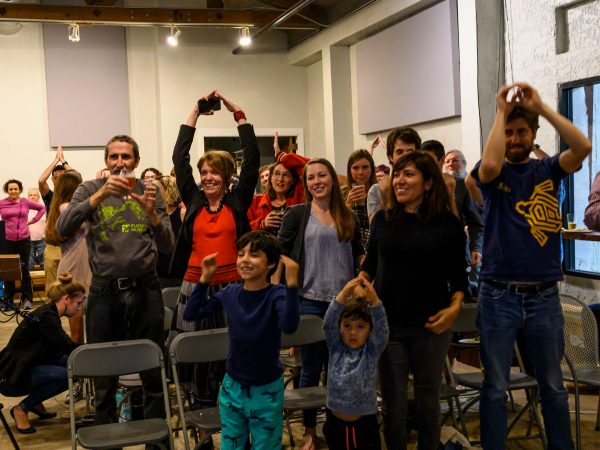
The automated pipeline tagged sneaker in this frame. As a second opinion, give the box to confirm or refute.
[67,381,84,403]
[22,300,33,310]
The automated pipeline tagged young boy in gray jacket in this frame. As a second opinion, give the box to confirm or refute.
[323,277,389,450]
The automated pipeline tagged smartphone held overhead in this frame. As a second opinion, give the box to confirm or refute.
[198,97,222,114]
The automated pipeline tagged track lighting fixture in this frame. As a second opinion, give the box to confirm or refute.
[167,25,181,46]
[68,22,80,43]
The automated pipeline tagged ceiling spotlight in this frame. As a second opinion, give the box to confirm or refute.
[167,25,181,46]
[239,26,252,47]
[68,22,80,43]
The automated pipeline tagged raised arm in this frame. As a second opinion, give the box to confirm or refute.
[478,85,517,184]
[38,148,61,196]
[515,82,591,174]
[216,91,259,206]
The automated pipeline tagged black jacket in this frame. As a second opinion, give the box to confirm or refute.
[170,123,260,278]
[0,303,77,390]
[455,177,484,254]
[278,203,365,288]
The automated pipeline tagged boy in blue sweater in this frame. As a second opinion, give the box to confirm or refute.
[323,277,389,450]
[183,231,300,450]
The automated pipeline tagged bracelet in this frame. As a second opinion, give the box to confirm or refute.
[61,161,68,166]
[233,110,246,123]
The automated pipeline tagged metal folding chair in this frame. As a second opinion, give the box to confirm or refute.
[0,402,20,450]
[67,339,173,450]
[448,303,547,447]
[280,315,326,447]
[162,286,181,311]
[560,293,600,450]
[169,327,230,450]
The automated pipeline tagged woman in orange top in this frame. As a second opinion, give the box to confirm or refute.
[247,133,309,234]
[171,91,259,434]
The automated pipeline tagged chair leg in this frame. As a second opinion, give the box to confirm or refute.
[0,403,20,450]
[454,396,469,441]
[595,388,600,432]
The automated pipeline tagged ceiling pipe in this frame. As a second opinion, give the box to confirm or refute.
[232,0,315,54]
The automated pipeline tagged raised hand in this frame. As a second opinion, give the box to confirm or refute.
[495,84,520,116]
[362,279,381,306]
[273,131,281,155]
[131,181,158,219]
[514,82,544,114]
[263,211,283,229]
[200,252,219,284]
[57,145,65,163]
[214,91,241,113]
[280,255,299,288]
[336,277,364,303]
[368,135,384,155]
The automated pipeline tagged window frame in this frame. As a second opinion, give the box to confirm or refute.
[560,75,600,279]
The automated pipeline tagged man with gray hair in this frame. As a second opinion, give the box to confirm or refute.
[443,149,467,178]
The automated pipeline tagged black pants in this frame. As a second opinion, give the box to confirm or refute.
[3,237,32,302]
[323,409,381,450]
[379,330,451,450]
[86,274,165,431]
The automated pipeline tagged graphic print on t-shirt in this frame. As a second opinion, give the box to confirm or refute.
[97,199,148,241]
[515,179,561,247]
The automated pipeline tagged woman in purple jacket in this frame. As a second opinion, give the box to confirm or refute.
[0,179,45,310]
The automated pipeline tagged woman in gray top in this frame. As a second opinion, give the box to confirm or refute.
[278,158,364,450]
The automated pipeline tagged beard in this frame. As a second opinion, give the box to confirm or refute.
[505,145,532,163]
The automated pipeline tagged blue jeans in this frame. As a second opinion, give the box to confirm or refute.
[0,354,68,412]
[29,240,45,270]
[299,297,330,428]
[477,281,573,450]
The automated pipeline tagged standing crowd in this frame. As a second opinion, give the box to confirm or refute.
[0,83,594,450]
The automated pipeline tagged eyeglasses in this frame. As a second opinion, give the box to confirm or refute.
[272,171,292,179]
[444,158,463,165]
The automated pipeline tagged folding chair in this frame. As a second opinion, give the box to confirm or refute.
[560,294,600,450]
[162,286,181,311]
[0,402,20,450]
[281,315,327,447]
[448,303,547,447]
[67,339,173,449]
[169,327,230,450]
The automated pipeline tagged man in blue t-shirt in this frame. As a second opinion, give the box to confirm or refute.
[471,82,591,450]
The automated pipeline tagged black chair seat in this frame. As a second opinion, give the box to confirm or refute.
[185,407,222,433]
[77,418,169,449]
[454,371,538,391]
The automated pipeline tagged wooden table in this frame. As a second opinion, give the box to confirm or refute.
[561,229,600,242]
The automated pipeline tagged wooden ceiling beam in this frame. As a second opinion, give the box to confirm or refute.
[0,4,320,29]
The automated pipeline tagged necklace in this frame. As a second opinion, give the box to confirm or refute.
[204,190,228,214]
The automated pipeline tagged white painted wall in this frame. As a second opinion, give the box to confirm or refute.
[0,25,308,190]
[290,0,479,171]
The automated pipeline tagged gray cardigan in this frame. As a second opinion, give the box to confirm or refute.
[277,203,365,288]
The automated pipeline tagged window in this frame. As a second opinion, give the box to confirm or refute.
[562,77,600,277]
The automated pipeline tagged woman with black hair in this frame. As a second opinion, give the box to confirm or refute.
[360,151,468,450]
[0,179,45,310]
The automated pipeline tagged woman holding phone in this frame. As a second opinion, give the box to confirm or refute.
[171,90,259,448]
[278,158,364,450]
[341,149,377,249]
[360,151,468,450]
[247,133,309,235]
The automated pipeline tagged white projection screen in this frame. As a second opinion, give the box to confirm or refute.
[356,0,460,134]
[43,24,130,147]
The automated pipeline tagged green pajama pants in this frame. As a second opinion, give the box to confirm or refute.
[219,373,284,450]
